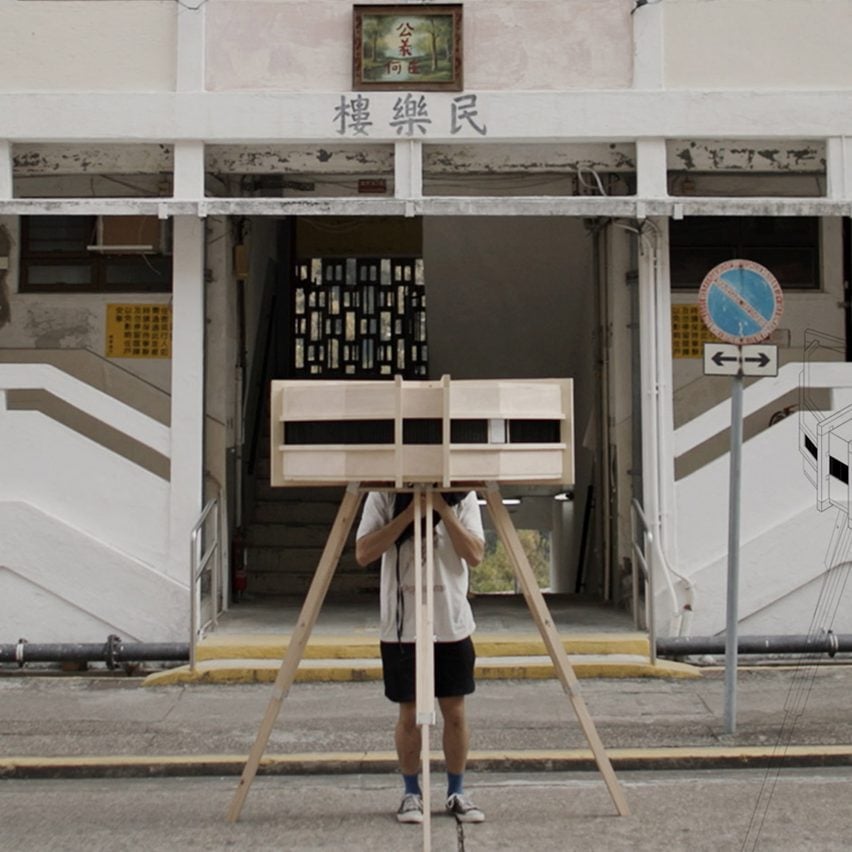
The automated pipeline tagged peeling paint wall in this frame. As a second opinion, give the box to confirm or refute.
[13,144,173,178]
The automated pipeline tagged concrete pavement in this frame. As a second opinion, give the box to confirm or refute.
[3,664,852,850]
[2,770,852,851]
[2,664,852,779]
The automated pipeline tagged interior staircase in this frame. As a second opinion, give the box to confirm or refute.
[244,482,372,597]
[243,418,380,598]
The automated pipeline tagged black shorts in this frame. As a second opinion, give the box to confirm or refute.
[380,637,476,704]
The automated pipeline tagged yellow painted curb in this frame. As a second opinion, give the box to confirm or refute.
[195,631,650,662]
[142,655,698,686]
[196,634,381,662]
[4,744,851,778]
[476,659,699,680]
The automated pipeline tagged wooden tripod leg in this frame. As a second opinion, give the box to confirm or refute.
[414,488,436,851]
[226,484,364,823]
[484,487,631,817]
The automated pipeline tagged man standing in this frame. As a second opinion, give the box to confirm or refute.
[355,489,486,825]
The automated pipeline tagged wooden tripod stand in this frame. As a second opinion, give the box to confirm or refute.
[226,481,630,844]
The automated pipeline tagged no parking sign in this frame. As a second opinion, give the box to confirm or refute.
[696,258,784,734]
[698,259,784,345]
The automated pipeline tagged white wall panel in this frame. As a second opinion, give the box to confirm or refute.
[0,0,176,92]
[666,0,852,90]
[206,0,632,92]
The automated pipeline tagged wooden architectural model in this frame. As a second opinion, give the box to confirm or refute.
[270,375,574,488]
[230,377,629,843]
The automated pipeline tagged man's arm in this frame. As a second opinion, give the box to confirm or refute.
[355,491,485,567]
[433,493,484,567]
[355,499,415,566]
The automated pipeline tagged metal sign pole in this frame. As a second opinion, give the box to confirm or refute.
[697,258,783,735]
[724,367,744,734]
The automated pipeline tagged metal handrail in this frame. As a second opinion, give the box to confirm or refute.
[629,499,657,665]
[189,490,224,671]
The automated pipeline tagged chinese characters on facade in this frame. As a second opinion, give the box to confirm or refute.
[334,92,487,137]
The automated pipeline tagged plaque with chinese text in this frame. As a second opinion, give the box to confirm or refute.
[353,4,462,91]
[106,304,172,359]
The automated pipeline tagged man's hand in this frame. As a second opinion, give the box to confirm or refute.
[356,491,484,568]
[432,492,484,567]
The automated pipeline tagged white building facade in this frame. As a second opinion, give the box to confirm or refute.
[1,0,851,644]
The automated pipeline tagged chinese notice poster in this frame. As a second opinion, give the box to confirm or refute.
[106,303,172,359]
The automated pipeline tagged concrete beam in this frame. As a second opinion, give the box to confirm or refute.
[394,140,422,200]
[1,196,851,218]
[3,91,852,143]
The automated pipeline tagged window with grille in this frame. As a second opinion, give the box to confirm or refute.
[19,215,172,294]
[669,216,820,290]
[292,256,428,378]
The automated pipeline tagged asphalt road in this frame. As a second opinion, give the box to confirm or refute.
[1,768,850,851]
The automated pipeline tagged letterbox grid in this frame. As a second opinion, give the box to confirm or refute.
[292,256,428,378]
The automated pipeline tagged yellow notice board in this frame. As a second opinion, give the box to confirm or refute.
[106,303,172,359]
[671,304,720,358]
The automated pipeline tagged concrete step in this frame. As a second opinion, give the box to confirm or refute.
[246,523,349,548]
[245,545,360,572]
[252,500,344,525]
[145,654,698,686]
[244,569,379,597]
[142,632,700,685]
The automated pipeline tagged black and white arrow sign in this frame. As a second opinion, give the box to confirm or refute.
[704,343,778,377]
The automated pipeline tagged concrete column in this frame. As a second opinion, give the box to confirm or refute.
[650,217,676,559]
[826,136,852,200]
[636,215,677,633]
[632,0,665,89]
[636,138,668,201]
[395,140,423,201]
[550,499,573,593]
[176,0,206,92]
[174,141,205,201]
[169,215,206,579]
[0,141,12,200]
[637,221,660,573]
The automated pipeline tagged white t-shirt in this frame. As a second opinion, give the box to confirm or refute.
[356,491,484,643]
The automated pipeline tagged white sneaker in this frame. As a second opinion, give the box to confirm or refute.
[446,792,485,823]
[397,793,424,824]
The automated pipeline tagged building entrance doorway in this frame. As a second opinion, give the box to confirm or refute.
[236,214,612,612]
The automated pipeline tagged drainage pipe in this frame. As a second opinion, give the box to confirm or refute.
[0,636,189,668]
[657,633,852,658]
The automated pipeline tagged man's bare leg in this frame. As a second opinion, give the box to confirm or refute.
[438,696,469,774]
[396,701,421,774]
[395,701,425,823]
[439,695,484,822]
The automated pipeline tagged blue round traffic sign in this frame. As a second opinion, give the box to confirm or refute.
[698,259,783,345]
